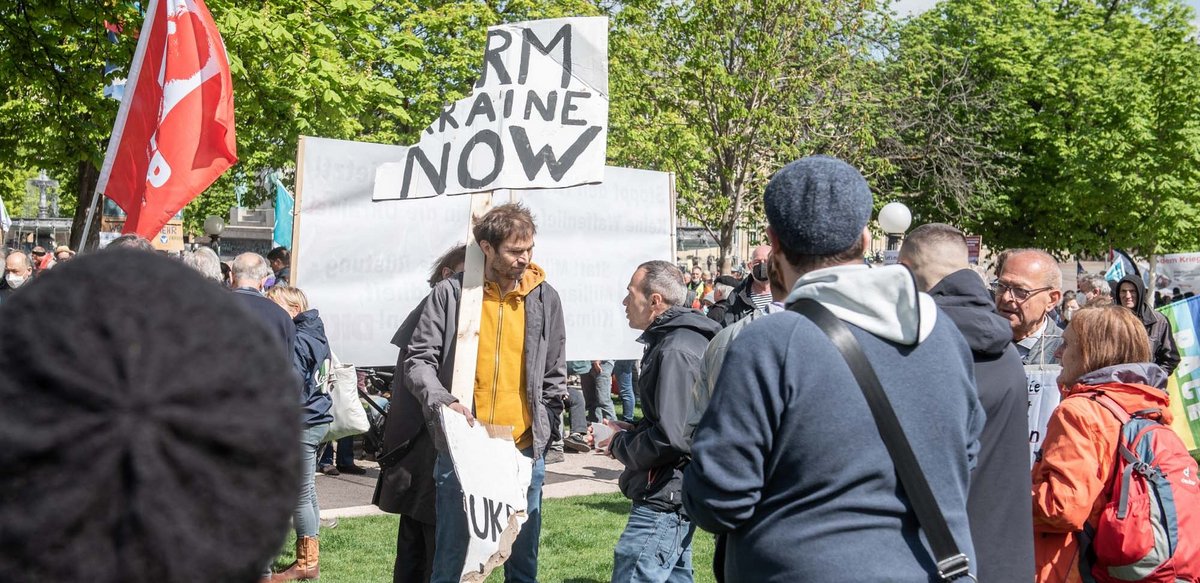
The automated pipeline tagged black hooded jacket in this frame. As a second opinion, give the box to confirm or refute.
[611,306,720,513]
[1114,274,1180,375]
[929,269,1034,583]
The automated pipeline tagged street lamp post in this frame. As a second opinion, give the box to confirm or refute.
[877,202,912,264]
[204,215,225,258]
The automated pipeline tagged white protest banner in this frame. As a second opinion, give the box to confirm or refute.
[1026,364,1062,468]
[439,407,533,582]
[1155,252,1200,297]
[373,17,608,200]
[294,136,673,366]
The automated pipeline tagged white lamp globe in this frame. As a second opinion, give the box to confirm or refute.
[878,202,912,235]
[203,215,225,237]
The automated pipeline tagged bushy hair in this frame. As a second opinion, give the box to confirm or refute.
[473,203,536,249]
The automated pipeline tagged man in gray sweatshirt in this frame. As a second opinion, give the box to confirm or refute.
[683,156,984,582]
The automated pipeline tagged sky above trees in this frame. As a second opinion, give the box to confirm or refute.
[893,0,1200,24]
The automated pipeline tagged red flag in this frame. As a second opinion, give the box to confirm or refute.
[96,0,236,239]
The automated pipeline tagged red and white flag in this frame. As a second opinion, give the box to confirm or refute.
[96,0,236,239]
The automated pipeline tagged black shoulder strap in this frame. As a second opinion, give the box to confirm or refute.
[789,298,973,582]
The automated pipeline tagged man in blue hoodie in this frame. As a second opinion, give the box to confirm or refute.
[683,156,984,582]
[901,223,1034,583]
[602,260,720,583]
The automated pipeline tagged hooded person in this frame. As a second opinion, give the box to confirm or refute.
[1112,274,1180,376]
[683,156,984,582]
[0,250,302,583]
[900,223,1034,583]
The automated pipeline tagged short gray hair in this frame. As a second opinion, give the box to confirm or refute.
[1080,275,1111,295]
[106,234,156,252]
[637,260,686,306]
[713,283,734,301]
[182,247,223,282]
[231,253,272,285]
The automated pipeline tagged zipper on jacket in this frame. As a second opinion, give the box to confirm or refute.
[489,288,504,424]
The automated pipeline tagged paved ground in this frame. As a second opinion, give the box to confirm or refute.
[318,449,623,519]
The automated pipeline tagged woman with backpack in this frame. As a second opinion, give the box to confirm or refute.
[1033,305,1198,582]
[265,286,333,582]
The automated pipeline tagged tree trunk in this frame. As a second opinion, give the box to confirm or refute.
[70,161,102,251]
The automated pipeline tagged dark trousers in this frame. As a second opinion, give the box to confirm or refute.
[565,386,587,434]
[393,515,436,583]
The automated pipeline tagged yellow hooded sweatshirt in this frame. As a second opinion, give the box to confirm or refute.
[473,263,545,449]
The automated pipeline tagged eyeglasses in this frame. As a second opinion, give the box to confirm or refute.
[991,281,1052,302]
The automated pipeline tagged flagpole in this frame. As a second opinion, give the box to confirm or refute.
[79,189,103,252]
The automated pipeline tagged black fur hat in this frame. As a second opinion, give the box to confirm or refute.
[0,250,301,583]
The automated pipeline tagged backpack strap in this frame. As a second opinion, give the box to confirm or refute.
[789,298,973,582]
[1067,390,1131,424]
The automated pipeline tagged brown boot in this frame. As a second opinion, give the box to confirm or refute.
[269,536,320,581]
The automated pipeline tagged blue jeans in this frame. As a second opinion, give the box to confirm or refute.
[614,360,637,423]
[583,360,617,422]
[319,435,355,467]
[430,447,545,583]
[297,423,329,536]
[612,504,695,583]
[265,423,329,575]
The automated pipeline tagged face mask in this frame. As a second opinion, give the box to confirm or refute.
[5,273,26,288]
[752,261,770,282]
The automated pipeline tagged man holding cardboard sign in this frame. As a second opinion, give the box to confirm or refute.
[403,203,567,583]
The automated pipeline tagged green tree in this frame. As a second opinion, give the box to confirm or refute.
[605,0,888,269]
[900,0,1200,256]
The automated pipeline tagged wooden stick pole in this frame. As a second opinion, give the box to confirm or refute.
[449,191,495,407]
[290,137,308,285]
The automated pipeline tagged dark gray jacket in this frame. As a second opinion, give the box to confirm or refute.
[930,269,1034,583]
[402,273,567,460]
[373,296,437,523]
[611,306,719,513]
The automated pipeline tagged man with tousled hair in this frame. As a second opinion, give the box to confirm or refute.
[901,223,1034,583]
[374,242,466,583]
[684,156,983,582]
[602,260,719,583]
[403,204,566,583]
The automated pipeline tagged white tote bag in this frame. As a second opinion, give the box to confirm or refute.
[322,351,370,442]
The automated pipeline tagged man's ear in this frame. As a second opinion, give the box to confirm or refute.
[1047,290,1063,313]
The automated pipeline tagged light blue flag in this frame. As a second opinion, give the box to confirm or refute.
[1104,258,1126,282]
[272,176,294,249]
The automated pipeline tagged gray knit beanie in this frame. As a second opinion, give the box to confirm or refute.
[0,250,302,583]
[763,155,873,255]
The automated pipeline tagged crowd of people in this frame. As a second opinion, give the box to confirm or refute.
[1,154,1198,583]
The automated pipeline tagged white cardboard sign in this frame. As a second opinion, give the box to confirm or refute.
[373,17,608,200]
[439,407,533,582]
[1026,365,1062,468]
[295,136,673,366]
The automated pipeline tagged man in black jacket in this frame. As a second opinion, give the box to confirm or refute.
[602,260,719,582]
[900,223,1034,583]
[1114,274,1181,375]
[708,246,772,328]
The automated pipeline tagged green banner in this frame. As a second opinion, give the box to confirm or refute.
[1159,297,1200,452]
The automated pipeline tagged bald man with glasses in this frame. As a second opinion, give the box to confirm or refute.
[992,249,1064,365]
